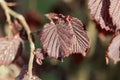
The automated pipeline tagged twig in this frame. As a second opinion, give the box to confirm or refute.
[0,0,35,80]
[0,0,13,36]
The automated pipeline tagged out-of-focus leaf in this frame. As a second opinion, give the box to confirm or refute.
[107,34,120,64]
[16,65,41,80]
[16,65,27,80]
[0,37,22,65]
[88,0,115,31]
[41,13,90,59]
[0,64,20,80]
[109,0,120,30]
[25,10,41,31]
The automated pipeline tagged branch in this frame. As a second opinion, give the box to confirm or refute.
[0,0,35,80]
[0,0,13,36]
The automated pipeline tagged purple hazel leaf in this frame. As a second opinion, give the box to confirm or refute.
[41,19,73,58]
[88,0,115,31]
[40,13,90,59]
[107,34,120,64]
[0,37,22,65]
[70,17,90,56]
[109,0,120,31]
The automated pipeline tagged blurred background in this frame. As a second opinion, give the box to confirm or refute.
[0,0,119,80]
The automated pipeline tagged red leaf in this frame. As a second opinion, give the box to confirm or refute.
[109,0,120,30]
[70,17,90,56]
[107,34,120,64]
[88,0,115,31]
[41,18,73,58]
[0,37,22,65]
[41,13,90,59]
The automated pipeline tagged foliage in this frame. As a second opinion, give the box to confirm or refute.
[0,0,120,80]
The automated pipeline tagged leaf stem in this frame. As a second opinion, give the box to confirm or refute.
[0,0,35,80]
